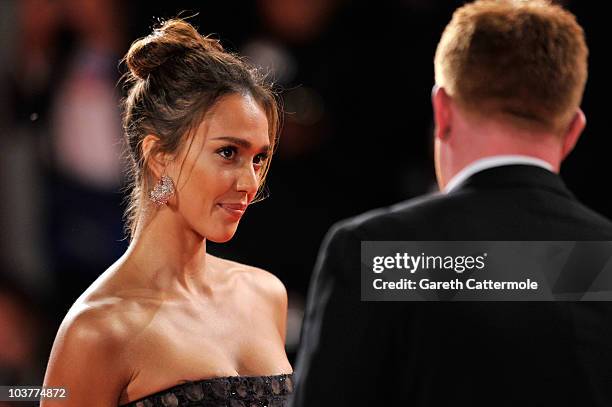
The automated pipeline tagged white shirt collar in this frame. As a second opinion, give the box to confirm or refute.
[444,155,555,194]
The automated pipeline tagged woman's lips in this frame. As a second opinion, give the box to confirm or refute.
[217,203,247,220]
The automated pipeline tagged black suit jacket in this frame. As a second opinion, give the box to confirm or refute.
[292,165,612,407]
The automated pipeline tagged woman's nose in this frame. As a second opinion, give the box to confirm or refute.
[236,163,259,196]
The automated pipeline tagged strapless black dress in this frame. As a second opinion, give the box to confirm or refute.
[120,374,293,407]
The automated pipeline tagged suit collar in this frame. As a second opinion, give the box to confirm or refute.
[450,164,575,200]
[444,155,554,193]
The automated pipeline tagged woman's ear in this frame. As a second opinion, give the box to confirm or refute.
[141,134,170,178]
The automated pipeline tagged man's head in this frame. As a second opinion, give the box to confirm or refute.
[432,0,588,190]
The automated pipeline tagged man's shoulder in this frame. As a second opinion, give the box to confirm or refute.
[329,187,612,241]
[329,191,454,240]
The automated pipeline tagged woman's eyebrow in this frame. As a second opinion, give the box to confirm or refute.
[210,136,270,152]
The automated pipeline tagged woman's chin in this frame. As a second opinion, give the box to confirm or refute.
[207,227,238,243]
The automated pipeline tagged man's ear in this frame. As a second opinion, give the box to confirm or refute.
[142,134,170,178]
[561,108,586,160]
[432,85,452,141]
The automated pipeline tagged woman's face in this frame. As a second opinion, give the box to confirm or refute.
[170,93,270,243]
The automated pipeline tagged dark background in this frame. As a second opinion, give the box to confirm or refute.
[0,0,609,392]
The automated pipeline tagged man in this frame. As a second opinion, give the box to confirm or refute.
[292,1,612,406]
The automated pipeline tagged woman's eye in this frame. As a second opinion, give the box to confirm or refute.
[217,147,236,160]
[253,153,268,168]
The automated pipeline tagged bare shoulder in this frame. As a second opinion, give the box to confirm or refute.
[211,254,288,306]
[210,255,288,342]
[47,291,152,375]
[42,295,143,405]
[55,266,162,352]
[55,296,138,353]
[41,276,161,407]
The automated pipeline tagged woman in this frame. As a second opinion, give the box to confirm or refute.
[43,19,293,406]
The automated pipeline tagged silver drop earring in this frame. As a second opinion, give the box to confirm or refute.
[149,174,175,206]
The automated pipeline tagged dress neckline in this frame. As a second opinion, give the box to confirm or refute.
[120,373,294,406]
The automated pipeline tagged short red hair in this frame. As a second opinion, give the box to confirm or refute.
[434,0,588,133]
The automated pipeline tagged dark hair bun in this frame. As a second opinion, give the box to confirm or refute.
[126,19,223,80]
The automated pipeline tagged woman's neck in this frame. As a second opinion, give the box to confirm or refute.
[121,205,212,297]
